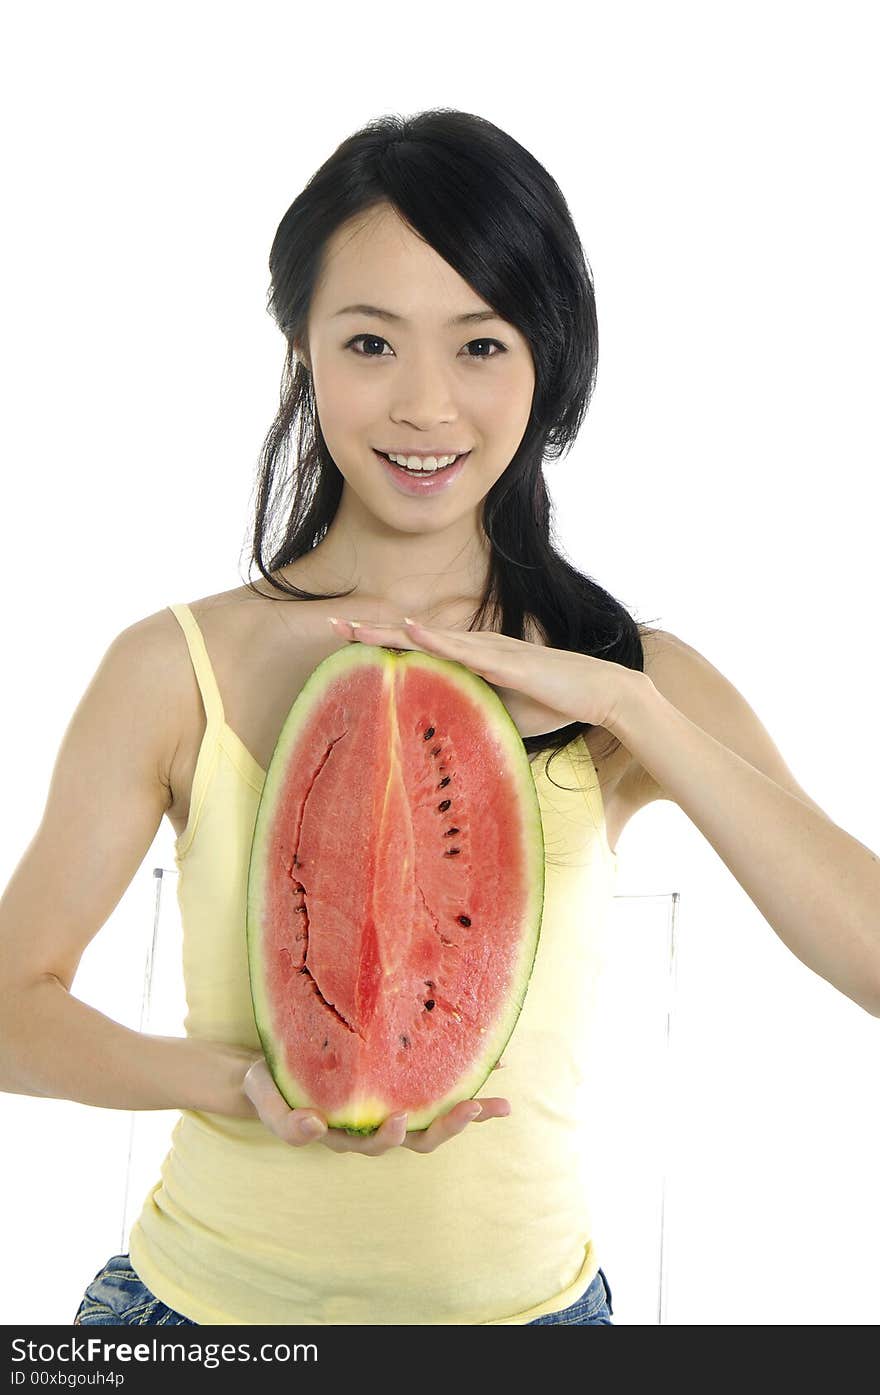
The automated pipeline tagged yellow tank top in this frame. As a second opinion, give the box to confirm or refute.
[128,602,620,1325]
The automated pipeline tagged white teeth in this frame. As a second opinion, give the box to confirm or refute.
[386,451,461,472]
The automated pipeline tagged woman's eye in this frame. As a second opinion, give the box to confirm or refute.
[345,334,506,360]
[346,334,391,357]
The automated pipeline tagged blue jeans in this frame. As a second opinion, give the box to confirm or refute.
[527,1266,614,1324]
[73,1254,197,1325]
[73,1252,613,1326]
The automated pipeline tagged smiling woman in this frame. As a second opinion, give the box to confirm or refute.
[5,98,879,1333]
[0,107,679,1331]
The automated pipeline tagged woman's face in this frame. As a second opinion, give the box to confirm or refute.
[300,203,536,536]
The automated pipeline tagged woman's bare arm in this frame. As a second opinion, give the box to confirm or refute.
[0,611,260,1118]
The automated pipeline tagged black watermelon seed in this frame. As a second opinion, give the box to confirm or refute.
[322,1038,329,1049]
[444,848,461,857]
[431,746,442,756]
[423,727,435,740]
[424,1000,435,1011]
[438,799,451,812]
[400,1035,410,1048]
[444,827,460,837]
[438,775,451,788]
[457,915,471,927]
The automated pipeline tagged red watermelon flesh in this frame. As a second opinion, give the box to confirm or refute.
[246,642,545,1135]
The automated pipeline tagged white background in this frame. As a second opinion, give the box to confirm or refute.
[1,0,878,1325]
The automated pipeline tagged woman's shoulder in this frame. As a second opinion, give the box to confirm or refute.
[165,577,287,643]
[130,583,279,724]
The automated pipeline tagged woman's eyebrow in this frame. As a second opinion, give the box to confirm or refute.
[332,303,502,326]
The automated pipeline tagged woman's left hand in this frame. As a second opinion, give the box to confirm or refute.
[327,616,642,739]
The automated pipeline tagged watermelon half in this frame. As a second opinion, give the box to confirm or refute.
[246,641,545,1136]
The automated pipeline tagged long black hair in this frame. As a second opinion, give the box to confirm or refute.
[243,108,658,785]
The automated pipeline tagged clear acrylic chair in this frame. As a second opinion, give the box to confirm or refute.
[121,868,680,1325]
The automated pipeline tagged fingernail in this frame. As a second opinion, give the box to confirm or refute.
[467,1105,483,1121]
[327,616,338,624]
[302,1119,324,1137]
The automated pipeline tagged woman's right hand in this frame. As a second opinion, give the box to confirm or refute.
[241,1056,511,1156]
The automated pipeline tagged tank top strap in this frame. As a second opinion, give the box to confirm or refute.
[167,603,226,732]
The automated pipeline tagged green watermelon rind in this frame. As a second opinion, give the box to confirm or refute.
[245,641,545,1136]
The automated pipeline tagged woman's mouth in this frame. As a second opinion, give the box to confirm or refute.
[373,448,471,496]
